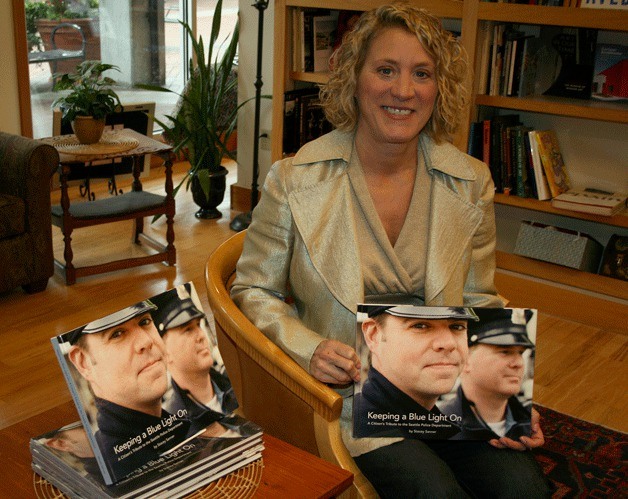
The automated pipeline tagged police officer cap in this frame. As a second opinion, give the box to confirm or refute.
[468,308,534,348]
[367,305,478,321]
[150,287,205,336]
[67,301,156,344]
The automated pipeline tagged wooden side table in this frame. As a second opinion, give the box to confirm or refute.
[42,129,176,285]
[0,401,354,498]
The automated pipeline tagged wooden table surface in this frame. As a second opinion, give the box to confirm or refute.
[0,401,353,499]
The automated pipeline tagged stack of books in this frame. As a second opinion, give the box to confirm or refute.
[31,282,263,498]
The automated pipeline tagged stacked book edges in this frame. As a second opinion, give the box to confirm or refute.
[31,420,263,499]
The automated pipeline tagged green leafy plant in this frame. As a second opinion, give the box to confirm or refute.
[52,60,122,122]
[43,0,89,20]
[138,0,249,202]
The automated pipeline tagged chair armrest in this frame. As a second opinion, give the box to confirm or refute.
[205,233,343,422]
[0,133,59,224]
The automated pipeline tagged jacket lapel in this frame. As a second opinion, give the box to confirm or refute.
[424,180,483,303]
[289,174,363,313]
[422,135,484,304]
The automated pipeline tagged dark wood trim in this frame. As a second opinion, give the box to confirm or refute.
[230,184,260,212]
[12,0,33,138]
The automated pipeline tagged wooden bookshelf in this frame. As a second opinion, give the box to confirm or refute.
[271,0,628,323]
[475,94,628,124]
[494,194,628,229]
[496,251,627,302]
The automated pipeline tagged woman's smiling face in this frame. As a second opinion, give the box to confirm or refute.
[354,26,438,148]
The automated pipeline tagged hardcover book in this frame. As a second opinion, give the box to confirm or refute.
[353,305,537,441]
[533,130,572,198]
[551,188,627,216]
[48,282,262,486]
[591,43,628,101]
[312,11,339,72]
[31,420,263,498]
[526,130,552,201]
[541,26,598,100]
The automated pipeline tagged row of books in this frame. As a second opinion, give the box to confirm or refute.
[31,282,264,498]
[477,23,604,100]
[468,116,626,216]
[283,87,333,156]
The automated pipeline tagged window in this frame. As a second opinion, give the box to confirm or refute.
[25,0,238,139]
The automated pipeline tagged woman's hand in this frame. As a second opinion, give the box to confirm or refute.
[489,407,545,451]
[310,339,361,385]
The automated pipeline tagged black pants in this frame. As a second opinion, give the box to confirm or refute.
[353,439,552,499]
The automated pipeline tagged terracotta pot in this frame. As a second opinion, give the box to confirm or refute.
[72,116,106,144]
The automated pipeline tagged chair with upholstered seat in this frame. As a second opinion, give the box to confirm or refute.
[205,230,377,499]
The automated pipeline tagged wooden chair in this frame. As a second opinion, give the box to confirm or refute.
[205,231,378,499]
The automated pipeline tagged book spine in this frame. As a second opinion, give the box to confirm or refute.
[527,130,551,200]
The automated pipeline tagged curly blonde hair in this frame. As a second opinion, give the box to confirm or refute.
[319,2,469,143]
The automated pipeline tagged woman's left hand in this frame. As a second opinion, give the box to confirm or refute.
[488,407,545,451]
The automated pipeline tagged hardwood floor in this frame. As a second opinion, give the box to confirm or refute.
[0,161,626,435]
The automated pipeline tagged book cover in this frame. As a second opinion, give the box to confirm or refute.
[534,130,572,197]
[312,11,339,72]
[301,9,331,72]
[31,420,263,498]
[516,36,555,97]
[591,43,628,101]
[50,282,261,485]
[298,91,333,148]
[353,305,537,441]
[598,234,628,281]
[551,188,627,216]
[541,26,598,99]
[282,87,321,155]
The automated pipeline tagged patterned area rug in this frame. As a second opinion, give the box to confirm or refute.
[534,405,627,498]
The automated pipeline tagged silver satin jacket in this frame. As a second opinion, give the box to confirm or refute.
[231,129,504,456]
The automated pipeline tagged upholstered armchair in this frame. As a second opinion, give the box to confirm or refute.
[205,231,378,499]
[0,132,58,293]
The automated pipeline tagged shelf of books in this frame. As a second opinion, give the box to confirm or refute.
[272,0,465,161]
[272,0,627,313]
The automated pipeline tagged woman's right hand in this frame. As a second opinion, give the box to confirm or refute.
[310,339,361,385]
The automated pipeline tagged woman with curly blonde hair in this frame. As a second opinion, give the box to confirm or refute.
[232,3,550,497]
[321,4,468,142]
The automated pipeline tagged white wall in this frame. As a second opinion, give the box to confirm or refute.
[235,0,274,191]
[0,1,23,134]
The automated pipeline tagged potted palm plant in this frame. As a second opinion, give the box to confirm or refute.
[139,0,243,219]
[52,60,122,144]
